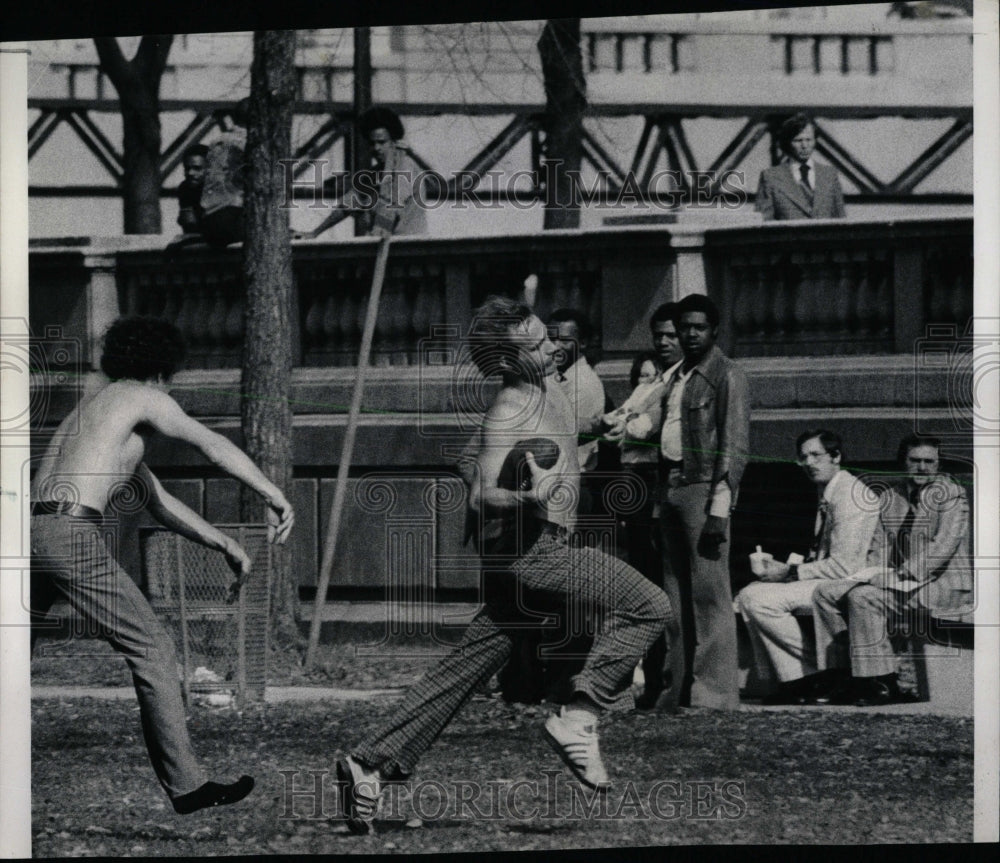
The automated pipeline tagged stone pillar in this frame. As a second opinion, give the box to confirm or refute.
[669,224,709,298]
[81,253,121,370]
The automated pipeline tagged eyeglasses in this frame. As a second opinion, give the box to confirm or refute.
[797,450,832,464]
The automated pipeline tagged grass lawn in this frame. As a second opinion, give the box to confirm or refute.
[31,694,973,855]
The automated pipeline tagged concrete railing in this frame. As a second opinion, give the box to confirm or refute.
[29,215,973,372]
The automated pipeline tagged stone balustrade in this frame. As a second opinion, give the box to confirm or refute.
[703,216,973,357]
[29,215,973,372]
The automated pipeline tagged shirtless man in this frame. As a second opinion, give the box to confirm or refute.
[335,295,673,834]
[30,316,295,814]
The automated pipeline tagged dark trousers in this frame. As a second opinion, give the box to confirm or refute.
[200,206,244,249]
[620,465,667,698]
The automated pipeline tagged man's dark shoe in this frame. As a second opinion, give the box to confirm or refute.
[172,775,254,814]
[812,679,860,705]
[336,756,382,835]
[634,688,663,711]
[851,675,920,707]
[762,669,848,705]
[760,687,809,706]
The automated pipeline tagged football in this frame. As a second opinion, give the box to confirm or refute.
[497,437,561,490]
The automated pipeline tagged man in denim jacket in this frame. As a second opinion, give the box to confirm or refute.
[653,294,751,711]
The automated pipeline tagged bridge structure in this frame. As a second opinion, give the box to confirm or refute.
[26,13,973,221]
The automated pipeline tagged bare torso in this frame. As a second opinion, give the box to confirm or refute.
[32,382,157,512]
[483,378,581,528]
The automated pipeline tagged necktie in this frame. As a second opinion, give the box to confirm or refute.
[799,164,813,203]
[811,498,829,560]
[891,487,920,570]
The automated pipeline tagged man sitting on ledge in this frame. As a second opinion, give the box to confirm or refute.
[736,430,880,705]
[809,435,972,706]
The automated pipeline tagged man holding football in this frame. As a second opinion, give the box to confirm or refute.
[335,295,673,834]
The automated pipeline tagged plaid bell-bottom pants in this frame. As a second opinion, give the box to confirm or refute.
[352,528,674,778]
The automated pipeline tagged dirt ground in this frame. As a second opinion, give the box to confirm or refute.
[31,693,973,855]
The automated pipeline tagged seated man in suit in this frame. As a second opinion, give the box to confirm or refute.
[736,430,880,704]
[810,435,972,706]
[755,113,846,221]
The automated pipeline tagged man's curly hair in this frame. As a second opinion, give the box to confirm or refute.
[466,295,534,378]
[100,316,186,382]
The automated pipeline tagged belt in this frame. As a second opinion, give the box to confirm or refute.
[659,458,683,471]
[31,501,105,525]
[536,520,569,541]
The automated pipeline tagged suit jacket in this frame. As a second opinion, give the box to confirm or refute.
[868,475,972,611]
[755,161,846,221]
[797,469,881,581]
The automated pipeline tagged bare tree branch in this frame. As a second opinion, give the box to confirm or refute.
[136,35,174,82]
[93,37,130,88]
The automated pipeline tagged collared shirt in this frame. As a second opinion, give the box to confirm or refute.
[345,147,428,236]
[659,363,690,462]
[660,359,732,518]
[813,468,847,555]
[555,356,605,472]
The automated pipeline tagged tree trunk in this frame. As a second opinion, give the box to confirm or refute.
[240,30,298,646]
[120,100,163,233]
[94,36,171,234]
[538,19,586,230]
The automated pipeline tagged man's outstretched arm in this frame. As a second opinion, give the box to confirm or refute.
[137,463,251,582]
[298,205,350,239]
[139,389,295,543]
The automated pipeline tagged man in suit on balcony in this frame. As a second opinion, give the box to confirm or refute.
[755,113,846,221]
[809,435,972,706]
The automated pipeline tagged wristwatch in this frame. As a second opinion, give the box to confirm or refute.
[784,564,799,582]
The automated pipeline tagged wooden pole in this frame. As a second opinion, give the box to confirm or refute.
[305,233,392,670]
[352,26,372,237]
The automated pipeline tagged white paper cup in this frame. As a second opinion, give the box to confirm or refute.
[749,551,774,576]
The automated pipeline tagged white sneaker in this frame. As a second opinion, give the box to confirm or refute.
[543,709,611,791]
[336,755,382,834]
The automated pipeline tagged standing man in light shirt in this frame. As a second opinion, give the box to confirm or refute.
[654,294,750,711]
[606,302,682,709]
[546,309,607,476]
[755,113,846,221]
[737,430,881,705]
